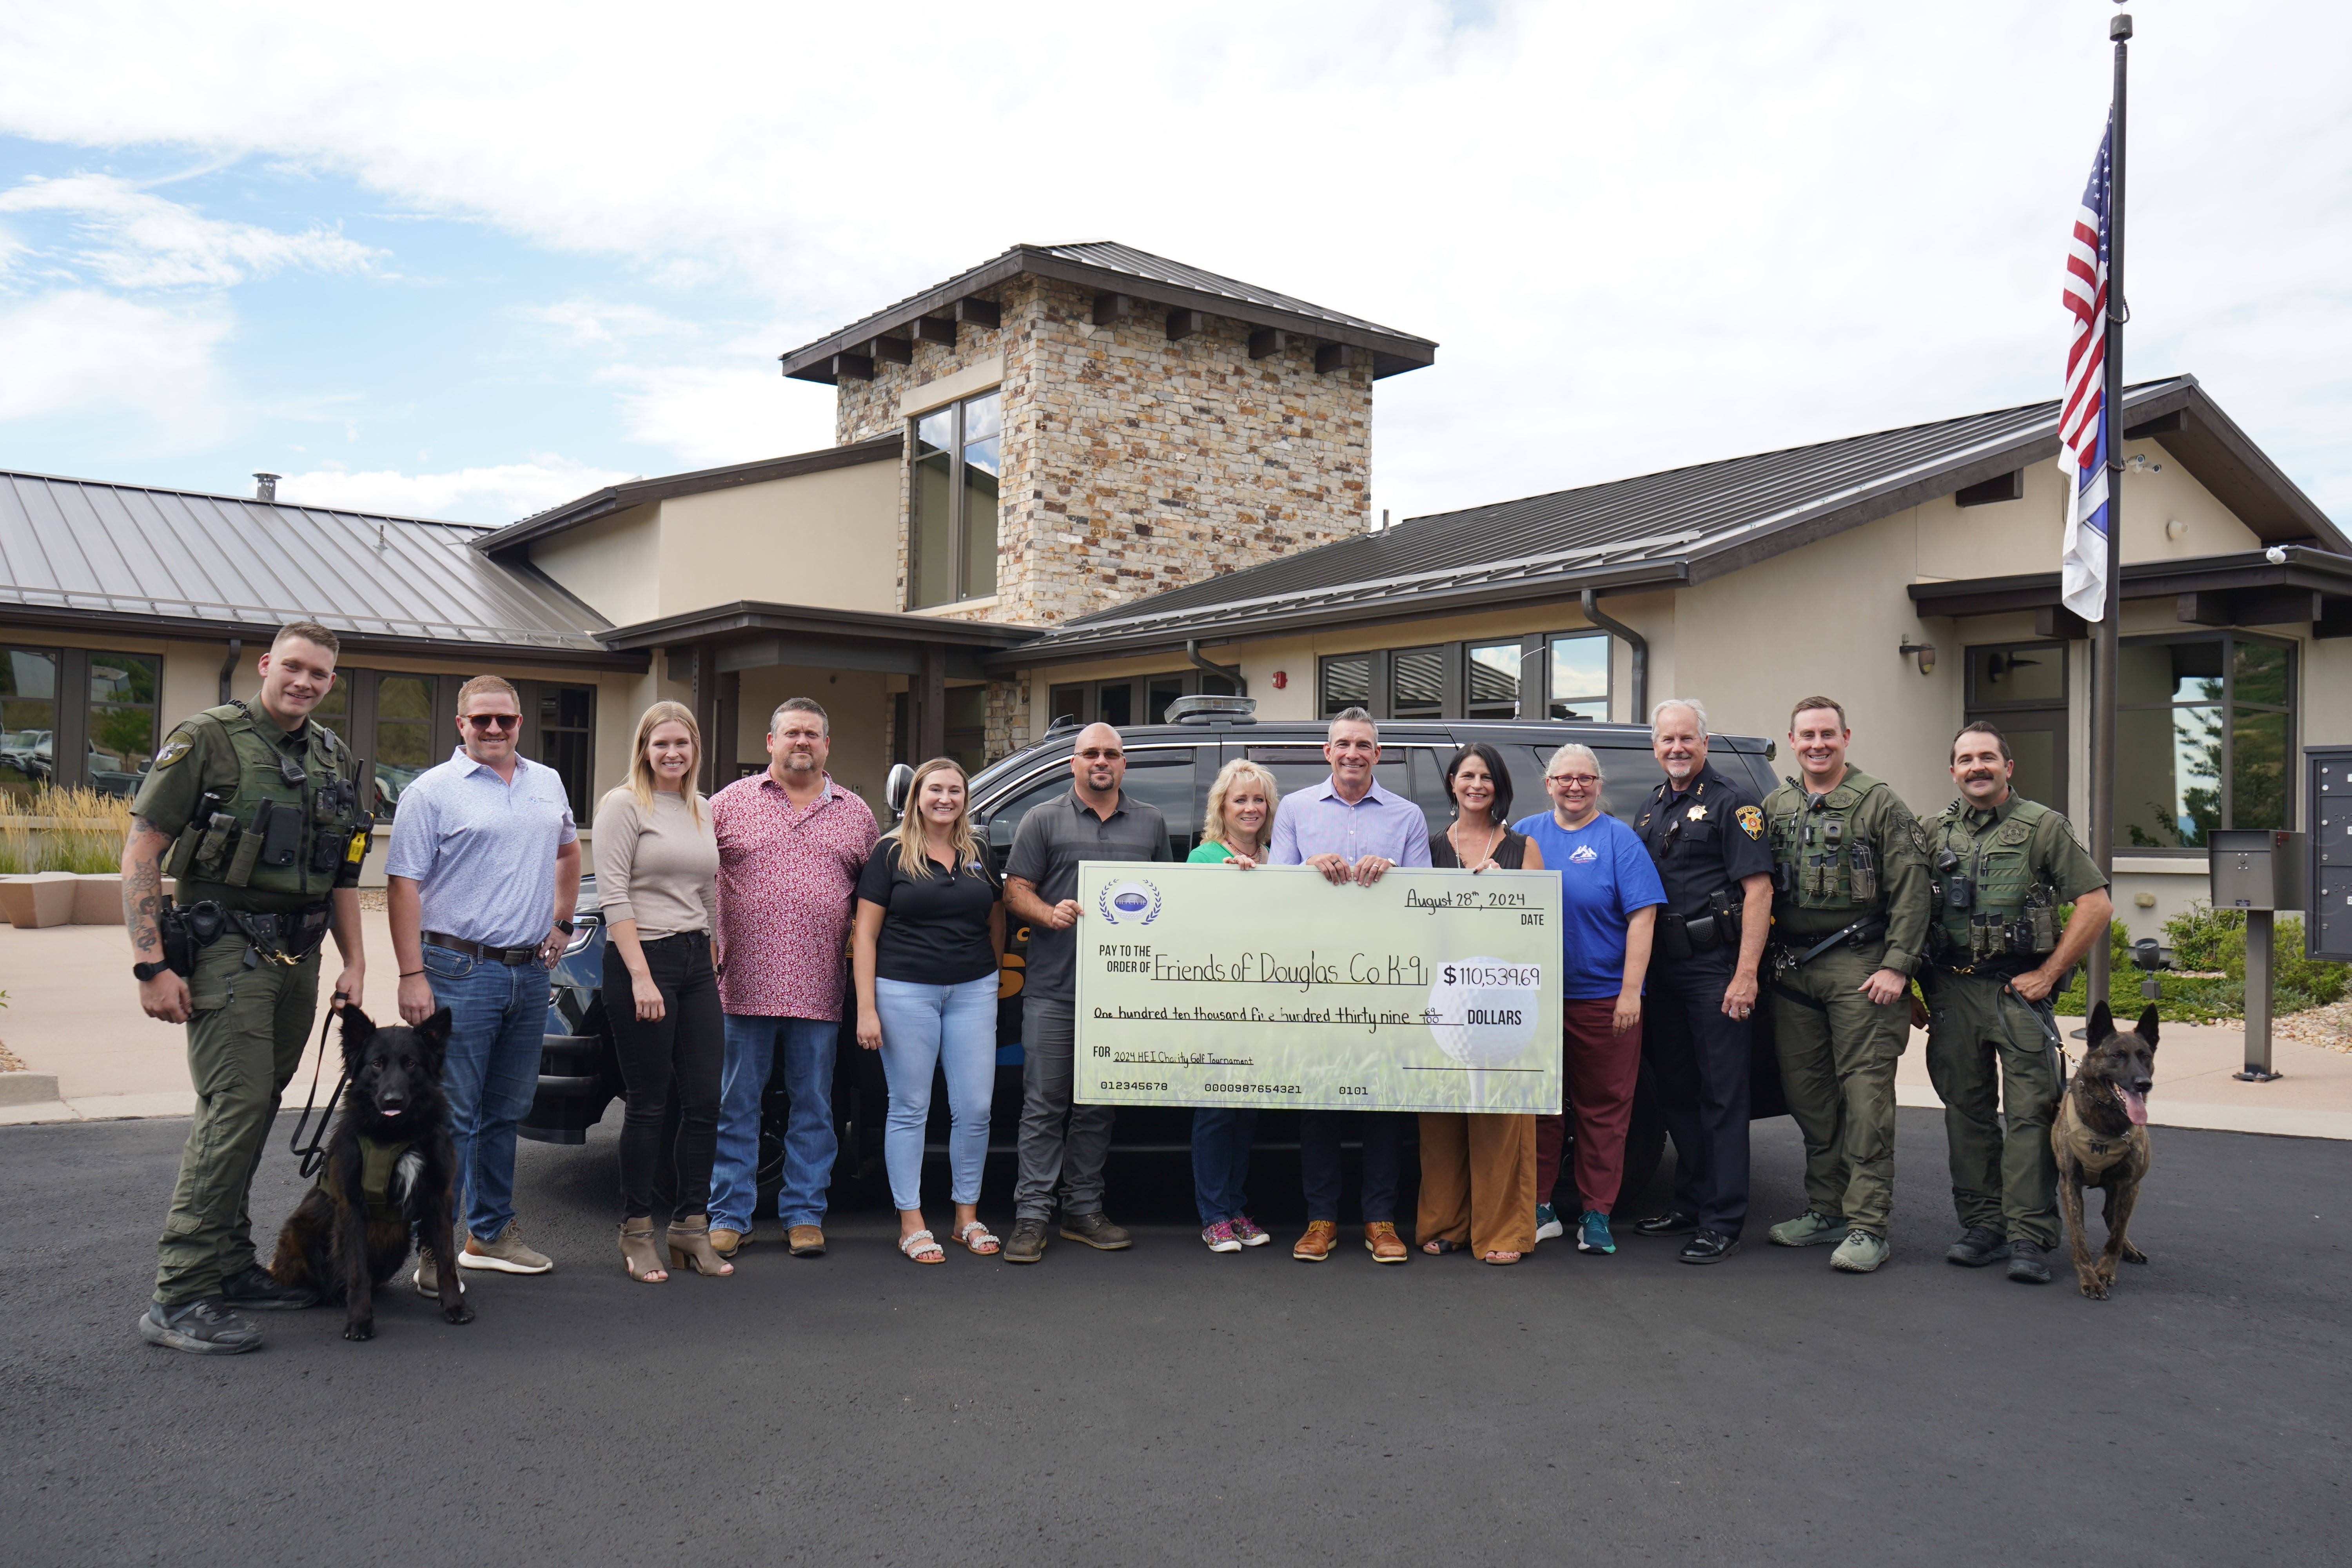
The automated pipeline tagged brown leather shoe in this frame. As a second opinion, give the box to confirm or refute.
[787,1225,826,1258]
[1292,1220,1339,1261]
[709,1228,749,1259]
[1365,1221,1409,1264]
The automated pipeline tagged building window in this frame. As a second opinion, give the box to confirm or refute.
[1390,646,1445,719]
[1466,641,1524,719]
[1319,654,1372,717]
[911,389,1002,608]
[0,645,60,798]
[2114,633,2293,851]
[533,683,594,817]
[1546,633,1609,720]
[1964,641,2069,815]
[1047,670,1238,731]
[373,675,437,815]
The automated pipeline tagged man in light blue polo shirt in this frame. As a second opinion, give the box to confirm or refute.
[1267,706,1431,1264]
[388,675,580,1290]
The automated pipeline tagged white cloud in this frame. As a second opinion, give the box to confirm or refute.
[271,458,637,524]
[0,174,379,289]
[517,297,701,347]
[0,287,233,446]
[0,3,2345,516]
[594,357,833,469]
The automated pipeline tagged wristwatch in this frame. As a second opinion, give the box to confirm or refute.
[132,960,172,982]
[554,919,575,936]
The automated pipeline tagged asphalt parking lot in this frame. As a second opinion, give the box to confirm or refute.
[2,1107,2345,1567]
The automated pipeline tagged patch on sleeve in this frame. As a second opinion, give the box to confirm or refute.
[1736,804,1764,840]
[151,732,195,769]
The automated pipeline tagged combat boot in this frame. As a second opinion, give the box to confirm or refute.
[2007,1240,2052,1285]
[138,1298,261,1355]
[1945,1227,2011,1267]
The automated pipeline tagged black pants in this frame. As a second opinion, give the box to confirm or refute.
[1645,949,1752,1237]
[1301,1110,1406,1225]
[603,933,724,1222]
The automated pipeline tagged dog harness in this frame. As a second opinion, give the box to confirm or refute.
[324,1134,420,1222]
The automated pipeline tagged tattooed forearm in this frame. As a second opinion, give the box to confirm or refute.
[122,816,170,955]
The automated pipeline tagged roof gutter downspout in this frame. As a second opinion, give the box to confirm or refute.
[217,638,242,704]
[1185,639,1246,697]
[1579,590,1646,724]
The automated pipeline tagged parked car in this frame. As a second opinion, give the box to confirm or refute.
[518,702,1787,1213]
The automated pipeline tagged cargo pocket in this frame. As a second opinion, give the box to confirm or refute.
[187,935,247,1015]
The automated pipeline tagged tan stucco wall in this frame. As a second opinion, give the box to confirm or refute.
[532,503,662,629]
[653,462,900,617]
[734,664,891,818]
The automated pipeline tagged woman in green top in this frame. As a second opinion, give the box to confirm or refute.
[1186,759,1280,1251]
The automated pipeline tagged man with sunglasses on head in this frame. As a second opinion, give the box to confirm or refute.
[125,620,370,1354]
[1001,722,1171,1263]
[387,675,581,1292]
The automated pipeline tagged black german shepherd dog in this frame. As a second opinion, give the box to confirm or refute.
[269,1005,475,1340]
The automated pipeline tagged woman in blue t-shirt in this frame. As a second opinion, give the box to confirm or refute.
[1514,742,1664,1256]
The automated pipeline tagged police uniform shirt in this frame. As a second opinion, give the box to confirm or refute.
[1634,762,1773,920]
[133,707,360,913]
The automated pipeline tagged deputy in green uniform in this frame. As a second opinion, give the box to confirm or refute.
[1922,720,2111,1286]
[124,621,369,1354]
[1761,695,1930,1274]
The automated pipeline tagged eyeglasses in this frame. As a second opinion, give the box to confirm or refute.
[1546,773,1601,788]
[462,713,521,731]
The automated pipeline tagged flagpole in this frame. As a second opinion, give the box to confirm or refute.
[2087,10,2131,1011]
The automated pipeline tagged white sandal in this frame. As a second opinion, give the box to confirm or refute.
[953,1221,1000,1256]
[898,1229,944,1264]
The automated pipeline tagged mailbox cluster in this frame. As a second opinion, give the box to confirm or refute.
[2312,748,2352,962]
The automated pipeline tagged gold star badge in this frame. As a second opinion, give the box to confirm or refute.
[1686,804,1708,821]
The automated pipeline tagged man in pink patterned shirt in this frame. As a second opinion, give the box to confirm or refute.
[707,697,878,1258]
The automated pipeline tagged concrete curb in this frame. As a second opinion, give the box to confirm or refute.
[1893,1082,2352,1141]
[0,1070,62,1106]
[0,1089,199,1125]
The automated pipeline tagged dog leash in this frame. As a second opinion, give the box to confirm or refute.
[288,990,351,1180]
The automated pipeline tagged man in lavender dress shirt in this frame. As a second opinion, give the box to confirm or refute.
[1267,707,1432,1264]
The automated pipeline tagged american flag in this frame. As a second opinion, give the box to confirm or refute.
[2059,114,2114,621]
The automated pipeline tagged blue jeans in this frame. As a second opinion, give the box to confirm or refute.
[710,1015,838,1233]
[1191,1107,1259,1226]
[872,976,998,1213]
[424,945,551,1243]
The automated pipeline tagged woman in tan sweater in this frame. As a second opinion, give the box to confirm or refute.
[593,701,727,1282]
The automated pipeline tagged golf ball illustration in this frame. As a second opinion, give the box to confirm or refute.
[1426,957,1540,1067]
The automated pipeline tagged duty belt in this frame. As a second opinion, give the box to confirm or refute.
[229,902,334,967]
[1775,915,1887,969]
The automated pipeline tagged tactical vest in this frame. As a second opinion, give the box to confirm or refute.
[326,1134,417,1221]
[1929,796,2060,964]
[163,702,365,899]
[1769,773,1887,913]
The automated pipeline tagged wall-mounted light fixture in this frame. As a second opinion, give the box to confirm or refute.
[1898,639,1937,676]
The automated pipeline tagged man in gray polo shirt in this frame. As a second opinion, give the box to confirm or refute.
[388,674,581,1291]
[1001,721,1170,1264]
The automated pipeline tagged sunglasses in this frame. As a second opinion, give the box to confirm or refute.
[463,713,522,731]
[1076,748,1124,761]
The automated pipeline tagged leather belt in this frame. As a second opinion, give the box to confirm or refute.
[424,931,540,965]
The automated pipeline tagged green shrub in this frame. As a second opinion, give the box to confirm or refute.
[2048,900,2350,1020]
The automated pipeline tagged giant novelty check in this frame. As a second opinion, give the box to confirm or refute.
[1073,862,1563,1114]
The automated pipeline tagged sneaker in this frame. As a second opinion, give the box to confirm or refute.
[1001,1218,1049,1264]
[138,1298,261,1355]
[219,1262,317,1311]
[1768,1209,1846,1248]
[413,1247,466,1299]
[1575,1210,1615,1255]
[1831,1229,1890,1274]
[2007,1240,2052,1285]
[1534,1203,1565,1242]
[460,1219,553,1274]
[1230,1215,1272,1248]
[1945,1226,2012,1268]
[1201,1220,1243,1254]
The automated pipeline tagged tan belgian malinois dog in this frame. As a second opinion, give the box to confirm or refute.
[2052,1000,2158,1299]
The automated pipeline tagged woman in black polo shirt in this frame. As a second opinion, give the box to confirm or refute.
[852,757,1005,1263]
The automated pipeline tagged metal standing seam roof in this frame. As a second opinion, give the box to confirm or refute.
[0,471,619,656]
[1007,376,2341,662]
[777,240,1438,382]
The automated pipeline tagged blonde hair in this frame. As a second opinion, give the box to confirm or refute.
[456,673,518,712]
[889,757,984,878]
[1201,759,1280,857]
[613,701,704,827]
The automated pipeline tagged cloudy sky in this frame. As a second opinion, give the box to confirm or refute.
[0,1,2343,532]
